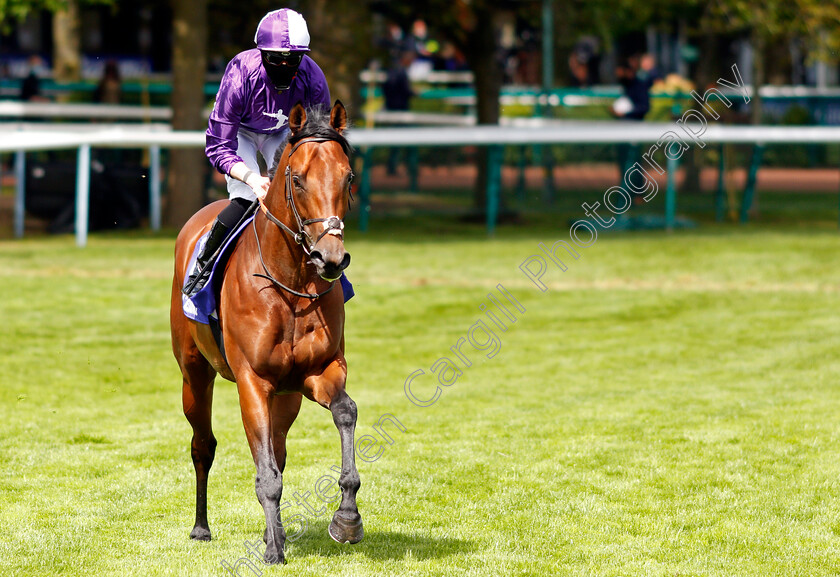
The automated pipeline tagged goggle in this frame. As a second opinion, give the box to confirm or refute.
[262,51,303,67]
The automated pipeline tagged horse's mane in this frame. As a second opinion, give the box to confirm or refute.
[268,106,352,179]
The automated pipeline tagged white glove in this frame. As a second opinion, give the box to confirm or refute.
[246,173,271,201]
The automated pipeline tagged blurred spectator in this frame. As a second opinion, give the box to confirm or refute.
[433,42,467,72]
[93,60,122,104]
[613,53,661,199]
[384,51,414,112]
[380,21,408,66]
[20,55,47,102]
[408,19,434,61]
[20,71,40,101]
[569,54,588,87]
[569,37,600,87]
[408,19,436,79]
[383,51,415,175]
[612,53,660,120]
[513,29,540,85]
[499,19,518,84]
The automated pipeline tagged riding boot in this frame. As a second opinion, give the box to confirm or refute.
[183,218,231,297]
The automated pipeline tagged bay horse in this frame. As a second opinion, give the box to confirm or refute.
[169,101,362,564]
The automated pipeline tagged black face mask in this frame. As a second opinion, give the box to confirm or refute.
[261,52,301,91]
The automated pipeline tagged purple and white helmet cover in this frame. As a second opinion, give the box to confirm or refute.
[254,8,311,52]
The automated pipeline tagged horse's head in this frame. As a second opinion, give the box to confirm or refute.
[272,101,353,282]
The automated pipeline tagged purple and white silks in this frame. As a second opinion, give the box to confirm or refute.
[205,50,330,177]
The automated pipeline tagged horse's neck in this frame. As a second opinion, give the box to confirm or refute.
[242,159,320,297]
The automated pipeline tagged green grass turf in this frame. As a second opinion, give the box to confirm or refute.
[1,216,840,576]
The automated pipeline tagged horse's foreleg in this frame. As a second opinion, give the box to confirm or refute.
[181,361,217,541]
[328,389,364,544]
[271,392,302,474]
[237,375,286,564]
[262,392,302,545]
[303,363,364,544]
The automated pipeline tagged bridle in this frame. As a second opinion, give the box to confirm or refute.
[253,136,352,299]
[264,137,348,254]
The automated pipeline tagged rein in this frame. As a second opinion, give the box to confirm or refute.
[252,218,336,299]
[252,136,348,300]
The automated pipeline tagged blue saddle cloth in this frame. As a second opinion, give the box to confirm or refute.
[182,215,354,324]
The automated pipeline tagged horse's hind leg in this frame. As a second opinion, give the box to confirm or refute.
[180,354,217,541]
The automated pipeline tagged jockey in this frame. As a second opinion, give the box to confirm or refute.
[185,8,331,296]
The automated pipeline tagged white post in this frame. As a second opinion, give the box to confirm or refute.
[75,144,91,248]
[149,144,161,231]
[13,150,25,238]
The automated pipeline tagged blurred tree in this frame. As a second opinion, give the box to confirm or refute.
[549,0,699,83]
[378,0,697,211]
[304,0,374,112]
[52,0,80,83]
[699,1,791,124]
[166,0,208,228]
[0,0,63,30]
[0,0,115,84]
[794,0,840,82]
[447,2,508,213]
[379,0,517,212]
[700,0,840,123]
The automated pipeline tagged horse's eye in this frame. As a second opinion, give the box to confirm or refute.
[292,175,302,189]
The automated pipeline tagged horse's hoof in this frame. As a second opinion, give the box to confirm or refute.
[263,547,286,565]
[329,512,364,544]
[190,526,212,541]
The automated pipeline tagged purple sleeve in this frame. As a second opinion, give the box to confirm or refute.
[205,57,245,175]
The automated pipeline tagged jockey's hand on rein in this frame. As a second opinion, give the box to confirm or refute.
[247,174,271,201]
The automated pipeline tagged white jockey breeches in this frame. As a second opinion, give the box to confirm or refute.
[225,127,289,201]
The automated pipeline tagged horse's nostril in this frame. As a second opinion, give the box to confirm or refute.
[310,250,324,264]
[340,253,351,270]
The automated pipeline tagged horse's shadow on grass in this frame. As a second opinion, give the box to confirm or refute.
[285,519,473,561]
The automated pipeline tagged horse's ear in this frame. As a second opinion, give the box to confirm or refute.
[330,100,348,134]
[289,102,307,135]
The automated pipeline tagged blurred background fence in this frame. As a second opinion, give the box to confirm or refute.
[3,108,840,246]
[2,1,840,238]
